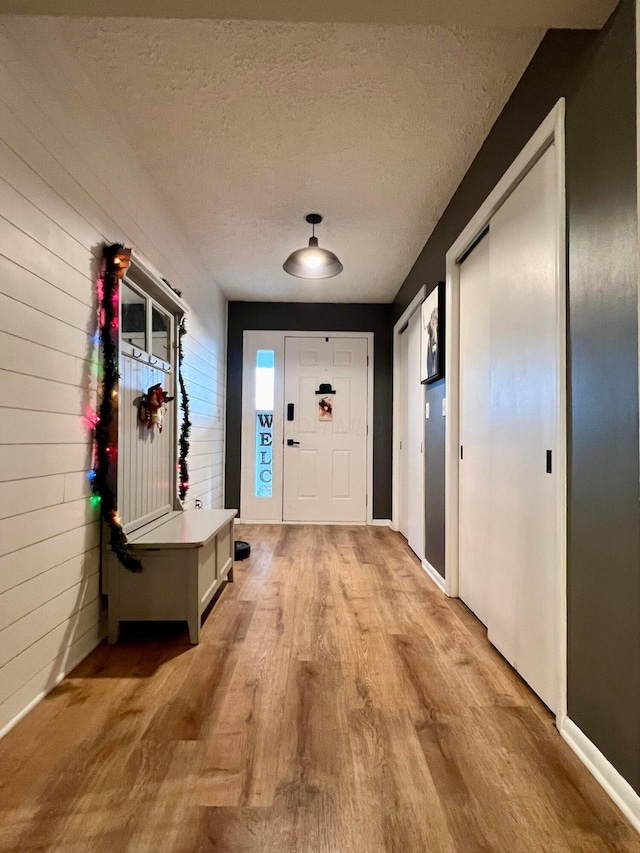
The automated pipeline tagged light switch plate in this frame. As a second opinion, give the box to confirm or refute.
[425,402,430,419]
[442,397,447,417]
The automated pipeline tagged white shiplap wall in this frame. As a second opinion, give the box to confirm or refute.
[0,22,227,737]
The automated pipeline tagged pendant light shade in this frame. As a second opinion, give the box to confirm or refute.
[283,214,343,279]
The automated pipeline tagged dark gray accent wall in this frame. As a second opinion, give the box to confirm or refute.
[565,0,640,793]
[394,0,640,793]
[425,377,446,577]
[225,302,393,519]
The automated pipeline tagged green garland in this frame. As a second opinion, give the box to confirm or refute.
[92,244,142,573]
[177,316,192,501]
[92,255,191,572]
[162,279,191,503]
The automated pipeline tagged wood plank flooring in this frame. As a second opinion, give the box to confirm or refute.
[0,524,639,852]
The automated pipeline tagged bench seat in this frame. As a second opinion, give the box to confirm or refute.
[105,509,237,644]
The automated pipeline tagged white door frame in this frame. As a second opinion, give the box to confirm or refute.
[392,286,426,532]
[444,99,567,726]
[637,0,640,488]
[240,329,375,525]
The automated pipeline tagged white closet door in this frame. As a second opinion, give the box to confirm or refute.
[487,144,559,712]
[458,234,491,625]
[407,310,425,561]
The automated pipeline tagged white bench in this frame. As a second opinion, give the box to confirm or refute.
[105,508,237,645]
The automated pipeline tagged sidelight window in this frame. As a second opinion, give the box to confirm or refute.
[255,350,274,498]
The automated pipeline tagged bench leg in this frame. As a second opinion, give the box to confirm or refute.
[188,614,201,645]
[187,561,201,644]
[108,608,120,645]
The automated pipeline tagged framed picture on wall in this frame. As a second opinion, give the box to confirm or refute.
[421,282,444,384]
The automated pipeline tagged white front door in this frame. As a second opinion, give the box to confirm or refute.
[283,336,368,522]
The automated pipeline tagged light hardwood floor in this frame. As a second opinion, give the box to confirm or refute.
[1,524,639,852]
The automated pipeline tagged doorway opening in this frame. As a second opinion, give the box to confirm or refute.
[392,296,426,563]
[240,331,374,524]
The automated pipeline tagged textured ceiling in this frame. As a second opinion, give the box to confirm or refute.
[5,17,545,302]
[0,0,618,29]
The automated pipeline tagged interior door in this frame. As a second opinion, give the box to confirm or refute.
[406,311,425,560]
[487,144,559,712]
[283,336,368,522]
[458,233,491,625]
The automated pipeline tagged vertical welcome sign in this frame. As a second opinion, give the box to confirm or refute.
[255,349,275,499]
[255,410,273,497]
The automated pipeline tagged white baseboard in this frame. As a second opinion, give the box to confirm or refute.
[0,621,106,741]
[560,716,640,834]
[237,519,352,525]
[235,518,282,525]
[370,519,392,527]
[422,558,446,592]
[237,519,368,526]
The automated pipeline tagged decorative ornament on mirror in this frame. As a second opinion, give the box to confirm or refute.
[139,383,175,433]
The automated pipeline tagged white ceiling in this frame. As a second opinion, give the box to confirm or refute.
[0,0,618,29]
[4,16,550,302]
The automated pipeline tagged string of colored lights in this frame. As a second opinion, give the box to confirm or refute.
[161,278,191,502]
[177,316,191,501]
[90,244,142,572]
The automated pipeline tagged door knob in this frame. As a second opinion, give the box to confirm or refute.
[287,439,300,446]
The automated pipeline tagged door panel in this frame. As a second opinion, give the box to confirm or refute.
[332,451,352,497]
[333,378,352,432]
[487,144,559,712]
[458,234,491,625]
[407,311,425,560]
[283,337,368,522]
[298,450,318,498]
[299,377,318,433]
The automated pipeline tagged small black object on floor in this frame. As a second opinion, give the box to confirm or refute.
[234,540,251,561]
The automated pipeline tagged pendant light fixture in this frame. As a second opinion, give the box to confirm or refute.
[283,214,343,279]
